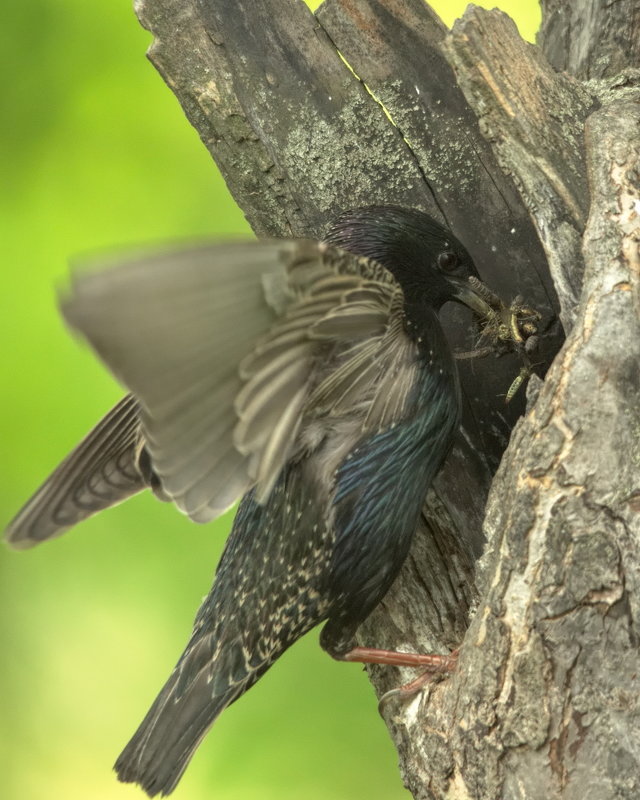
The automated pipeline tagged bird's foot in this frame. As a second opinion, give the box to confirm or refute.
[335,646,458,712]
[375,649,459,714]
[378,670,446,714]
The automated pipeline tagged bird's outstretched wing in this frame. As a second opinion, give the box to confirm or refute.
[60,240,403,524]
[5,394,147,549]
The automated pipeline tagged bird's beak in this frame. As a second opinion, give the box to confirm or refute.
[448,277,495,317]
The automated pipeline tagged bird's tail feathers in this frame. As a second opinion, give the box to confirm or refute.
[114,645,264,797]
[115,671,252,797]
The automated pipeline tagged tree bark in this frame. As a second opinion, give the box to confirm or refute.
[539,0,640,80]
[133,0,640,797]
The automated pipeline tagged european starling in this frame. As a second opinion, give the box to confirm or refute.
[5,206,514,796]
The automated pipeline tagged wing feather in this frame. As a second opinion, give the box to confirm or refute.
[5,394,145,548]
[60,240,408,524]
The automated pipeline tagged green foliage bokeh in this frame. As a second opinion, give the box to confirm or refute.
[0,2,540,799]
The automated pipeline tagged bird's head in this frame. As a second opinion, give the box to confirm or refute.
[325,205,492,316]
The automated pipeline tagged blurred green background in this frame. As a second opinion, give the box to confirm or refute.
[1,2,540,799]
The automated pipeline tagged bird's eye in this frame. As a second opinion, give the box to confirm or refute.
[438,251,459,272]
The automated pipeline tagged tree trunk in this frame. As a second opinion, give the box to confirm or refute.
[133,0,640,796]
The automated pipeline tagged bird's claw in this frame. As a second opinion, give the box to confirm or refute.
[377,650,459,715]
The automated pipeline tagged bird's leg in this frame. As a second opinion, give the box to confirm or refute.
[336,646,458,672]
[332,646,459,712]
[334,647,459,714]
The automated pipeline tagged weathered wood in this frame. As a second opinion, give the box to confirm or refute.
[400,94,640,800]
[539,0,640,80]
[444,8,597,329]
[135,0,438,239]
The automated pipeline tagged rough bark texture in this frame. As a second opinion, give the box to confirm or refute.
[133,0,640,797]
[397,95,640,800]
[539,0,640,80]
[445,10,597,330]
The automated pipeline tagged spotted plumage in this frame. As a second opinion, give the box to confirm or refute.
[5,206,500,797]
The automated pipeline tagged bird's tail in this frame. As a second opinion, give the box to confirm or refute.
[114,640,265,797]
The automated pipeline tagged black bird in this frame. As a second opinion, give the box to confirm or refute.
[5,206,498,796]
